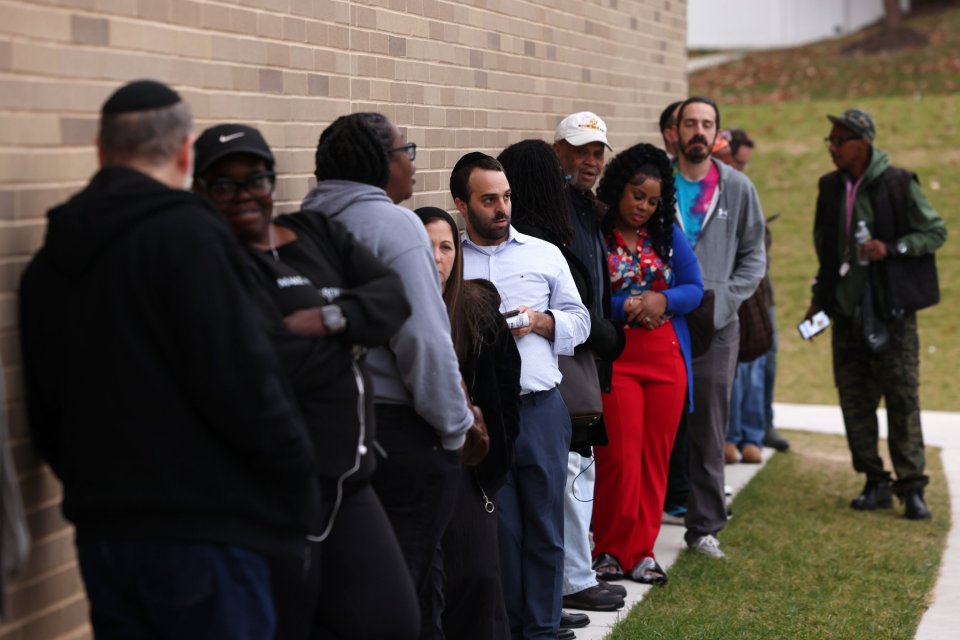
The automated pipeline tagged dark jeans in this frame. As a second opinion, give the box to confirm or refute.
[832,313,927,492]
[77,540,274,640]
[498,387,571,640]
[371,404,462,640]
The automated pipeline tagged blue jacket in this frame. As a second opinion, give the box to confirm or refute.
[610,226,704,410]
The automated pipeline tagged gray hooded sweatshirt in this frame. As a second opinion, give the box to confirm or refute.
[675,158,767,330]
[302,180,472,450]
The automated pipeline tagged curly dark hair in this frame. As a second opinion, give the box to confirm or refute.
[596,142,676,261]
[314,112,395,188]
[497,139,573,246]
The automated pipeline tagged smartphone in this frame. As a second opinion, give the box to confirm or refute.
[502,309,521,319]
[798,311,831,340]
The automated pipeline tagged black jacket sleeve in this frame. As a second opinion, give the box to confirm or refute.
[163,215,315,485]
[284,212,411,346]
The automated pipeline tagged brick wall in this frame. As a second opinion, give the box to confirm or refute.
[0,0,686,636]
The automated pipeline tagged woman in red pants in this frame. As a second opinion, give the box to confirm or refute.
[590,143,703,585]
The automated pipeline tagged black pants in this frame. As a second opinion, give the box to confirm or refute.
[663,407,690,510]
[441,466,510,640]
[372,404,463,640]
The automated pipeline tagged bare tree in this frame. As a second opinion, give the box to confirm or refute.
[883,0,903,32]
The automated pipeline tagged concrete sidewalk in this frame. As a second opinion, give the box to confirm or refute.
[774,403,960,640]
[569,402,960,640]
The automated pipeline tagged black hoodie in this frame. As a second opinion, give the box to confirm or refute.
[19,166,316,556]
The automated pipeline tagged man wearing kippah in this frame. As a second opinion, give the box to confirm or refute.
[18,80,316,638]
[805,107,946,520]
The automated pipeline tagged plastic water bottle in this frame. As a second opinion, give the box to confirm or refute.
[855,221,871,266]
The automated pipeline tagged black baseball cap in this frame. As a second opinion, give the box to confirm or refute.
[193,124,274,176]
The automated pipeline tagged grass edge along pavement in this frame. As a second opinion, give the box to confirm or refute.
[606,430,948,640]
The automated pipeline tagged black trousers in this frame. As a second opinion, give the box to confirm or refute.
[441,466,510,640]
[663,407,690,510]
[372,404,463,640]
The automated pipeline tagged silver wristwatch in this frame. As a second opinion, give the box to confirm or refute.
[320,304,347,335]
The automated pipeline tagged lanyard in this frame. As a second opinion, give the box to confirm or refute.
[844,174,865,238]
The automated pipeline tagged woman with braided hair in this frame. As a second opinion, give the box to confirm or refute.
[589,143,703,586]
[302,113,485,640]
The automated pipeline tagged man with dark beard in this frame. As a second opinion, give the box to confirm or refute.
[672,97,766,559]
[451,152,590,640]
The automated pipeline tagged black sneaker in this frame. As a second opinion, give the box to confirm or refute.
[763,427,790,452]
[850,479,893,510]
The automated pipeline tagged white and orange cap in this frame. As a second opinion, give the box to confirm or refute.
[554,112,612,150]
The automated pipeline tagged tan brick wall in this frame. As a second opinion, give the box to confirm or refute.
[0,0,686,636]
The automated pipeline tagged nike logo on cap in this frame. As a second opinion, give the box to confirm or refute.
[219,132,245,143]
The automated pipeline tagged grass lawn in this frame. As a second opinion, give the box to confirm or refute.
[690,2,960,410]
[608,431,950,640]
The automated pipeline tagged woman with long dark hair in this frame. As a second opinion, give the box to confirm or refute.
[414,206,521,640]
[590,143,703,585]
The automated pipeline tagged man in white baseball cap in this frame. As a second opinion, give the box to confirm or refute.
[552,112,628,624]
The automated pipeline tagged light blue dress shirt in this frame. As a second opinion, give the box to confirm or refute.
[462,226,591,394]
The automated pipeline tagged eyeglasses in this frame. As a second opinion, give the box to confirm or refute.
[823,135,860,148]
[387,143,417,161]
[196,171,276,203]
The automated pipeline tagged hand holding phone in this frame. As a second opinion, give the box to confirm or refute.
[798,311,831,340]
[503,308,530,330]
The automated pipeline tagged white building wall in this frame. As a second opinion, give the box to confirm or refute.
[689,0,910,50]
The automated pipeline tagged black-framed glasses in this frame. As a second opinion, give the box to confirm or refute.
[387,143,417,161]
[824,135,860,148]
[196,171,276,203]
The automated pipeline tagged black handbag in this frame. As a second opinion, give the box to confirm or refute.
[685,289,716,359]
[558,346,603,428]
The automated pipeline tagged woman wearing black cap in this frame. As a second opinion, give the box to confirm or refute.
[193,124,419,640]
[413,206,521,640]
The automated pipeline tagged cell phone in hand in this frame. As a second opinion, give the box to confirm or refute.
[798,311,831,340]
[503,308,530,329]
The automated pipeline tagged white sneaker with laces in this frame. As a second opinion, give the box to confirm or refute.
[687,534,726,559]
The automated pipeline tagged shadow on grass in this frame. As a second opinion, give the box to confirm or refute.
[609,430,949,640]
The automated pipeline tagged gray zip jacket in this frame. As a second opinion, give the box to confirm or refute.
[675,158,766,330]
[302,181,472,450]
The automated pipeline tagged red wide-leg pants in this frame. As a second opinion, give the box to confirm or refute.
[592,322,687,571]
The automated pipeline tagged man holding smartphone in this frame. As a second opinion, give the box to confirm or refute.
[451,152,590,640]
[806,108,946,520]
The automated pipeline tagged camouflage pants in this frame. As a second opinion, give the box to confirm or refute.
[832,313,927,493]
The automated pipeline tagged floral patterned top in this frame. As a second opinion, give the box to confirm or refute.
[607,227,674,297]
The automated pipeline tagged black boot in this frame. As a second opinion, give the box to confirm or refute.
[850,479,893,510]
[902,488,932,520]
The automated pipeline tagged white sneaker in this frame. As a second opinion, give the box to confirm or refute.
[687,534,726,559]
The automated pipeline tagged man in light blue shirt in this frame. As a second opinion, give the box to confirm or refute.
[451,152,590,640]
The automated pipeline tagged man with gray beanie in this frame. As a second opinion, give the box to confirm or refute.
[805,107,946,520]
